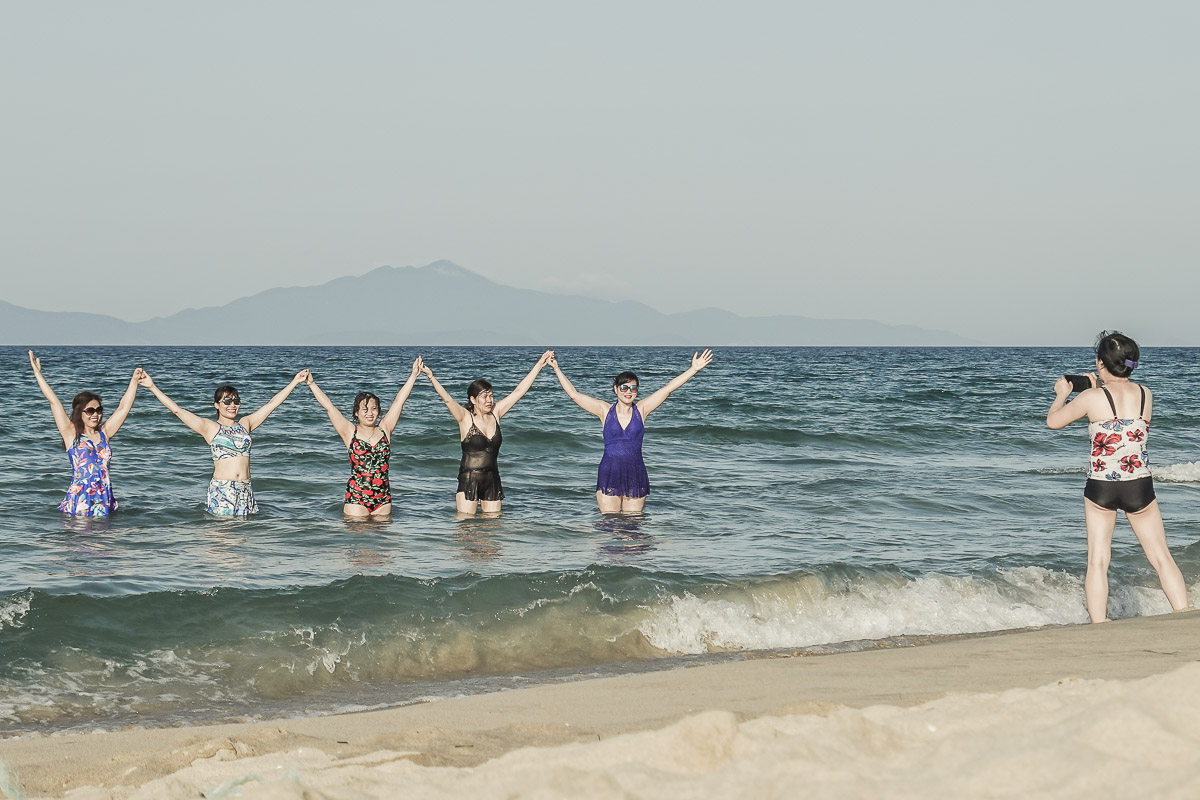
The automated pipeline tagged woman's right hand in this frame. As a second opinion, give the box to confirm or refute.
[138,371,156,389]
[1053,376,1071,396]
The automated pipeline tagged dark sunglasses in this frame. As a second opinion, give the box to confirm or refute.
[82,406,103,415]
[219,398,241,406]
[618,384,639,393]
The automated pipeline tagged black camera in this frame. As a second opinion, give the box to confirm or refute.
[1064,374,1093,393]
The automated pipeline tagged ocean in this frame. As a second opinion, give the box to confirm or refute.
[3,345,1200,735]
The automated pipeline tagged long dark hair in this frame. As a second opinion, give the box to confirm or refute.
[69,391,102,437]
[351,391,382,424]
[464,379,493,414]
[1096,331,1140,379]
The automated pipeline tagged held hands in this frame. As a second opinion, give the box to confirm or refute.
[419,362,435,380]
[137,370,157,389]
[131,367,146,384]
[410,356,424,378]
[691,349,714,371]
[292,369,311,386]
[538,350,554,368]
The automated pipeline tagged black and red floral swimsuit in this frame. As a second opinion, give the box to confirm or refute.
[345,428,391,510]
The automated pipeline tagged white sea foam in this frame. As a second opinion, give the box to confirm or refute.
[1152,461,1200,483]
[638,567,1101,654]
[0,593,30,631]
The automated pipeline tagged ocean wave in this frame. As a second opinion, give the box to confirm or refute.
[1152,462,1200,483]
[2,564,1188,732]
[0,591,31,631]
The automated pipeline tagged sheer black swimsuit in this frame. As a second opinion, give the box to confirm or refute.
[457,414,504,502]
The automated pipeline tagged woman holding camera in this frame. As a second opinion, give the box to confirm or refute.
[1046,331,1189,622]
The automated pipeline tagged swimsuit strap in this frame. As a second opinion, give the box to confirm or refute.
[1139,386,1146,418]
[1101,387,1119,418]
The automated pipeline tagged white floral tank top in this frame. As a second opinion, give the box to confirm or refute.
[1087,387,1150,482]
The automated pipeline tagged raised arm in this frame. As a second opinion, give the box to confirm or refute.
[548,352,608,420]
[493,350,552,419]
[420,363,468,424]
[241,369,310,432]
[639,349,714,419]
[138,371,218,440]
[379,356,423,434]
[29,350,74,448]
[1046,376,1098,430]
[101,367,144,438]
[305,373,355,446]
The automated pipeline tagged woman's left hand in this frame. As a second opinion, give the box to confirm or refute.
[692,349,714,371]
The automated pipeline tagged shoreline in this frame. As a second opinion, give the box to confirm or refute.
[3,611,1200,797]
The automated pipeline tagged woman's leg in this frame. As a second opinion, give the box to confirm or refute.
[1083,498,1118,623]
[596,491,623,513]
[620,496,646,514]
[455,492,478,514]
[479,499,502,514]
[1126,500,1190,612]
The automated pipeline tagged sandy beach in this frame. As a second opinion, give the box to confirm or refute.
[2,611,1199,798]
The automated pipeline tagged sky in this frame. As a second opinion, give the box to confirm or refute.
[2,1,1197,345]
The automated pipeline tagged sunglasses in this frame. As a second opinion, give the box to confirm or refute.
[618,384,639,393]
[219,398,241,406]
[82,406,103,416]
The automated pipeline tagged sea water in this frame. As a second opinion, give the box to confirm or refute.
[2,345,1199,734]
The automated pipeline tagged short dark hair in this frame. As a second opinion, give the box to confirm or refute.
[69,391,102,437]
[351,391,382,424]
[1095,331,1140,378]
[613,371,639,388]
[465,379,493,413]
[213,385,240,404]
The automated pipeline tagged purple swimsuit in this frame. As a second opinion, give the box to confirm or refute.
[597,403,650,498]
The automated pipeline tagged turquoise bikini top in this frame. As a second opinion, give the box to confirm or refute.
[210,423,252,460]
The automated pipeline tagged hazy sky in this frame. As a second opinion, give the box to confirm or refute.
[3,2,1197,345]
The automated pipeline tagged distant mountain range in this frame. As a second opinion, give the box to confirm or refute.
[2,261,974,346]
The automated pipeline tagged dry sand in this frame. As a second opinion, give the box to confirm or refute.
[3,612,1200,798]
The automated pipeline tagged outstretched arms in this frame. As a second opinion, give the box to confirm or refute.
[305,373,355,446]
[138,372,219,440]
[101,368,145,438]
[420,363,468,424]
[241,370,311,432]
[379,356,423,434]
[638,349,713,419]
[548,352,608,421]
[29,350,75,449]
[493,351,553,419]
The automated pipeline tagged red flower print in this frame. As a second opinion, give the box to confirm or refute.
[1120,455,1143,472]
[1092,433,1121,457]
[372,477,383,486]
[1092,459,1106,472]
[1126,429,1145,443]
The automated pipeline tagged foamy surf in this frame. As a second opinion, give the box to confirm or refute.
[4,563,1189,733]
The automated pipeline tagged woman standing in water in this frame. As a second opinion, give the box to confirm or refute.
[421,351,553,515]
[549,349,713,514]
[304,357,423,519]
[29,350,143,516]
[1046,331,1189,622]
[137,369,310,516]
